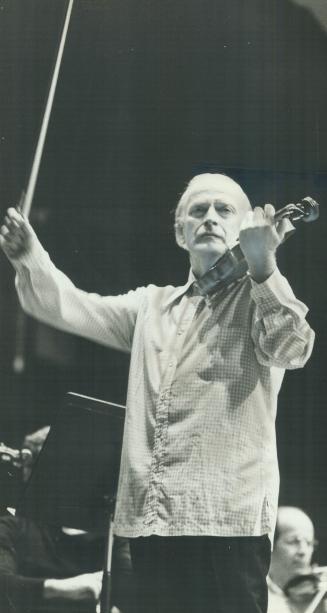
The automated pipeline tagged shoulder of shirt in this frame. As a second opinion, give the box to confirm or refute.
[267,575,285,595]
[128,279,192,311]
[138,282,187,299]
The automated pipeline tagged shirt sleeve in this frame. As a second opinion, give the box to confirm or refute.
[250,267,315,369]
[11,235,145,353]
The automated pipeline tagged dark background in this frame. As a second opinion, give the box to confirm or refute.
[1,0,327,557]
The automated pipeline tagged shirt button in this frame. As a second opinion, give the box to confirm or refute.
[168,362,173,367]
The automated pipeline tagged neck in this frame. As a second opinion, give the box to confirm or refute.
[190,252,223,278]
[269,570,288,590]
[269,567,301,591]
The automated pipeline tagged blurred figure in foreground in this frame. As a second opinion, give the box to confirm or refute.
[268,506,327,613]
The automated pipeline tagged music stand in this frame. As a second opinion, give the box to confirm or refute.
[17,391,125,613]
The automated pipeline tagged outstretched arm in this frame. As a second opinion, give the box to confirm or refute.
[0,208,143,353]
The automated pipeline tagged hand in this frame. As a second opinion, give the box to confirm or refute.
[0,207,34,259]
[44,571,103,602]
[239,204,290,282]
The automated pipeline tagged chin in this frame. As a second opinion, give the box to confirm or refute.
[200,245,227,259]
[292,561,310,573]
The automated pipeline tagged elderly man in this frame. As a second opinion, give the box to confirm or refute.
[268,507,326,613]
[0,173,315,613]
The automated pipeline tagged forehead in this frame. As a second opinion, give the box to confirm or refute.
[183,175,248,209]
[278,519,314,541]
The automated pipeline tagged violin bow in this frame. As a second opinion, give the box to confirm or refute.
[304,587,327,613]
[13,0,75,374]
[21,0,75,217]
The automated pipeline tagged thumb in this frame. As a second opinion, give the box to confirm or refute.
[276,218,296,243]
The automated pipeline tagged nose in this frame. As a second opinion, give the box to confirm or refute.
[297,542,309,555]
[294,540,312,559]
[203,204,219,226]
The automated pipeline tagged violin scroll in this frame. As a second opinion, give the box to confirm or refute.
[274,197,319,224]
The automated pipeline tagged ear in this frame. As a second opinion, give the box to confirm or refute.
[175,221,187,250]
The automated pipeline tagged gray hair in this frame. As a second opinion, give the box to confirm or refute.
[174,173,251,232]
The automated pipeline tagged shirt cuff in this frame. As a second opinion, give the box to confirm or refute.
[250,267,308,320]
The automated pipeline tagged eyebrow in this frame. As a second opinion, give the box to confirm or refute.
[188,195,237,210]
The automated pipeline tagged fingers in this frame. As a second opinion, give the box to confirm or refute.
[239,209,253,231]
[1,208,24,235]
[253,204,276,224]
[276,217,296,242]
[263,203,276,223]
[0,207,32,259]
[253,206,265,222]
[6,207,30,233]
[241,204,276,229]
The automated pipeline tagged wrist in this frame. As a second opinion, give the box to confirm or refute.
[247,253,276,283]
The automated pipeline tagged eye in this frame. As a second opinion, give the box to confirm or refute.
[190,205,206,217]
[218,205,234,217]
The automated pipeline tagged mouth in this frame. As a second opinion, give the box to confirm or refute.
[292,560,308,569]
[197,232,225,241]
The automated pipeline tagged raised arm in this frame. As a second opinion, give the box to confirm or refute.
[0,208,143,353]
[239,203,315,369]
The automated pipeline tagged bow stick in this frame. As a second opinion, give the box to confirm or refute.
[13,0,75,374]
[22,0,75,217]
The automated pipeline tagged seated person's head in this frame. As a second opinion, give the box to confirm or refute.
[270,506,316,589]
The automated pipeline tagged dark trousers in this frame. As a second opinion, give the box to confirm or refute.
[130,535,271,613]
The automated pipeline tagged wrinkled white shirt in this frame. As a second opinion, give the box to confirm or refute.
[267,576,294,613]
[12,236,314,540]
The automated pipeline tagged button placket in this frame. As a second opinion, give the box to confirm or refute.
[144,294,203,525]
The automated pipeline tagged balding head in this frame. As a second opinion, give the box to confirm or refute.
[275,507,314,543]
[175,173,251,230]
[270,507,315,589]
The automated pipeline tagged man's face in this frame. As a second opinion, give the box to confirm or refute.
[273,519,315,581]
[177,175,250,273]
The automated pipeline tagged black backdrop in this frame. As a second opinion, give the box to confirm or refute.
[1,0,327,558]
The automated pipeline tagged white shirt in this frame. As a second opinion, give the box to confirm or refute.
[267,576,294,613]
[13,236,315,539]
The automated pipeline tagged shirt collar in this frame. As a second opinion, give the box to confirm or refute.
[161,269,196,311]
[267,575,285,596]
